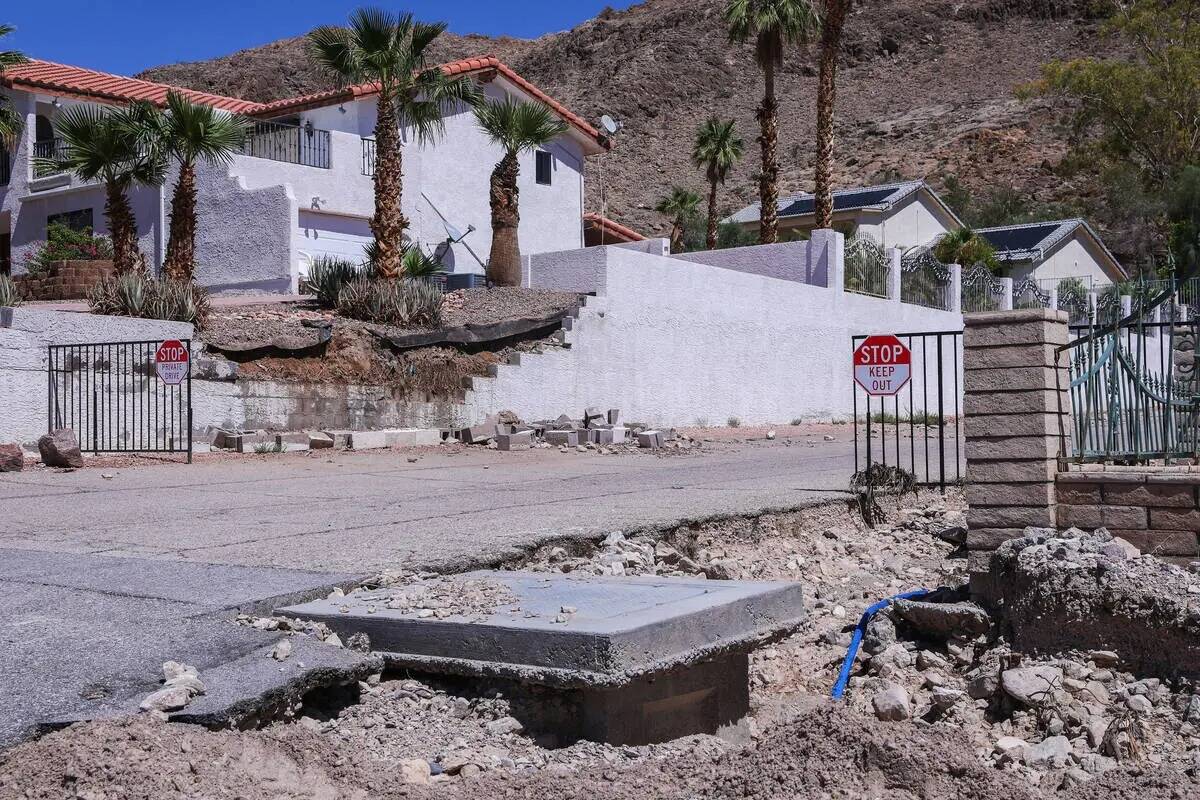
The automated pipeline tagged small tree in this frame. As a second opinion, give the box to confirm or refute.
[692,117,745,251]
[0,24,28,143]
[655,187,702,253]
[140,92,249,282]
[725,0,819,244]
[933,227,999,272]
[310,8,479,279]
[42,105,165,274]
[473,97,568,285]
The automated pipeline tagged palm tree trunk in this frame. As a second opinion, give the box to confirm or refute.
[814,1,850,231]
[706,180,720,251]
[163,160,197,282]
[486,151,522,286]
[371,95,407,279]
[670,221,683,254]
[105,181,140,276]
[758,61,779,245]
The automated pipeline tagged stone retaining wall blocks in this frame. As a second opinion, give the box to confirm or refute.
[638,430,664,449]
[1057,504,1148,530]
[308,432,334,449]
[545,430,579,446]
[348,430,388,450]
[497,431,533,451]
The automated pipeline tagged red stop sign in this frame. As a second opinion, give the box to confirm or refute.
[155,339,190,385]
[854,335,911,396]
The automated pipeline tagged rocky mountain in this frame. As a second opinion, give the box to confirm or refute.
[140,0,1124,253]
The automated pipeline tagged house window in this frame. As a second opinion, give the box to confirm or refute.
[535,150,552,186]
[48,209,94,233]
[0,233,10,276]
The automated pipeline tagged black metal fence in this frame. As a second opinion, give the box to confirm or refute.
[362,137,376,176]
[32,137,66,177]
[243,121,331,169]
[47,341,192,460]
[852,330,964,490]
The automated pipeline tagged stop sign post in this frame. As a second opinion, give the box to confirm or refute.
[155,339,190,385]
[854,335,911,397]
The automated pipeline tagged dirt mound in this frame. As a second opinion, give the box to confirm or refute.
[140,0,1132,258]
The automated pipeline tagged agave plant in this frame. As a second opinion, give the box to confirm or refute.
[336,274,443,327]
[0,274,22,307]
[305,255,362,308]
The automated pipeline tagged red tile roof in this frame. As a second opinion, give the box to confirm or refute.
[0,59,264,114]
[584,212,646,243]
[255,55,607,148]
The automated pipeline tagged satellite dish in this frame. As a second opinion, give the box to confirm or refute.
[600,114,621,135]
[445,222,463,241]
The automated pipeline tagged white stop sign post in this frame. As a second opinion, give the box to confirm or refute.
[854,334,911,397]
[155,339,190,385]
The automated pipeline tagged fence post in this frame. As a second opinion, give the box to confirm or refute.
[1047,287,1058,313]
[887,248,902,302]
[998,277,1013,310]
[811,228,845,295]
[963,308,1071,605]
[1121,295,1133,319]
[949,264,962,314]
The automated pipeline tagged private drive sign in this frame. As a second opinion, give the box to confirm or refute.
[155,339,190,385]
[854,335,911,396]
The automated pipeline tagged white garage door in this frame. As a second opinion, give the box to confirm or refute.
[297,211,374,277]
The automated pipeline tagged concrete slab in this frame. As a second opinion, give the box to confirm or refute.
[279,571,805,687]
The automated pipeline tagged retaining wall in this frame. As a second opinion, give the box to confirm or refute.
[1057,469,1200,561]
[13,260,114,301]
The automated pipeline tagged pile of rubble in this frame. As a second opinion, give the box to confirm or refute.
[454,408,699,454]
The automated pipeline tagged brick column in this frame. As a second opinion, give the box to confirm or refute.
[963,308,1070,602]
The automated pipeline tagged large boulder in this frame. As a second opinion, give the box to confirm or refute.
[0,443,23,472]
[893,598,991,640]
[38,428,83,468]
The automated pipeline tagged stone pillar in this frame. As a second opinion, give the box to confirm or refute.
[949,264,962,314]
[887,248,902,302]
[963,308,1071,603]
[810,228,845,294]
[998,278,1013,311]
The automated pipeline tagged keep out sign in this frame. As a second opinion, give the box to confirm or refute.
[853,335,911,397]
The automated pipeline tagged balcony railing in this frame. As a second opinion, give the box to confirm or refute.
[33,138,67,178]
[242,121,331,169]
[0,149,10,186]
[362,137,376,176]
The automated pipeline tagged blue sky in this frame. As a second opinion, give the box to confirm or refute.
[3,2,636,76]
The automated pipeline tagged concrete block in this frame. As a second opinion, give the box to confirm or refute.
[964,481,1055,507]
[462,424,497,445]
[587,428,614,445]
[1149,508,1200,532]
[583,407,605,428]
[964,390,1066,416]
[965,343,1060,370]
[1054,481,1103,505]
[963,413,1065,438]
[497,431,533,451]
[1058,504,1147,530]
[320,430,353,449]
[1105,530,1200,557]
[275,434,309,453]
[210,429,240,449]
[964,366,1067,393]
[545,430,579,447]
[1104,480,1196,508]
[967,527,1028,551]
[308,431,334,450]
[611,426,627,445]
[967,505,1056,529]
[384,428,442,447]
[969,460,1059,483]
[964,435,1060,462]
[638,430,664,449]
[347,430,388,450]
[607,409,621,425]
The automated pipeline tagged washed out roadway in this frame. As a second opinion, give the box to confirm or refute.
[0,438,859,748]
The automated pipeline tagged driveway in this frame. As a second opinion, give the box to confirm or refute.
[0,437,856,748]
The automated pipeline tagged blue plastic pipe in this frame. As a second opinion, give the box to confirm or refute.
[831,588,931,700]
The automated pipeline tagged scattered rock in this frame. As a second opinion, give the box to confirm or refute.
[871,684,911,721]
[399,758,432,785]
[139,686,191,713]
[0,443,24,472]
[38,428,83,468]
[1001,665,1063,708]
[892,598,991,639]
[1023,735,1071,769]
[485,716,524,735]
[270,640,293,661]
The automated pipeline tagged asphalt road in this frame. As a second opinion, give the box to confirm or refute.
[0,438,857,748]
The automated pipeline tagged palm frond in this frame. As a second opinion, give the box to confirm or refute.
[474,97,567,154]
[0,23,28,70]
[308,25,362,86]
[404,69,481,145]
[162,90,249,165]
[692,117,744,184]
[724,0,820,63]
[656,187,703,219]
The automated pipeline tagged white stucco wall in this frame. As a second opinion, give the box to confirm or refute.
[467,242,962,427]
[0,309,192,445]
[874,193,957,250]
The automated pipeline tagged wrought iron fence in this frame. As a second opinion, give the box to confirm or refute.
[47,340,192,460]
[243,121,331,169]
[1012,276,1050,311]
[1060,303,1199,463]
[33,138,67,177]
[960,262,1006,313]
[362,137,376,176]
[900,248,953,310]
[844,234,890,298]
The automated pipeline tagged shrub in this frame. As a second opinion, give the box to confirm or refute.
[0,275,22,307]
[26,224,114,274]
[304,255,362,308]
[727,416,741,428]
[89,273,210,326]
[336,276,443,327]
[363,241,448,280]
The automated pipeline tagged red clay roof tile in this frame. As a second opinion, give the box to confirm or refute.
[583,212,646,242]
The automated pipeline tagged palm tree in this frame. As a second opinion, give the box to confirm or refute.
[725,0,819,244]
[139,92,249,282]
[933,227,999,271]
[310,8,480,279]
[692,118,745,250]
[474,97,567,286]
[42,105,165,274]
[0,24,29,144]
[813,0,851,229]
[655,187,702,253]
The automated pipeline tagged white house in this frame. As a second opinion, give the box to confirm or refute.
[0,56,609,291]
[726,181,963,250]
[976,219,1127,286]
